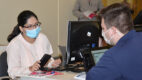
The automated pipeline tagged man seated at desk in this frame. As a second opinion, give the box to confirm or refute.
[87,3,142,80]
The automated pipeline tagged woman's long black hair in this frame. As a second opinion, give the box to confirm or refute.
[7,10,38,42]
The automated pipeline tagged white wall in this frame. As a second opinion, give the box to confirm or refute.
[59,0,77,46]
[0,0,78,56]
[0,0,58,56]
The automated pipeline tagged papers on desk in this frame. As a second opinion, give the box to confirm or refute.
[19,74,56,80]
[20,76,56,80]
[19,71,63,80]
[74,72,86,80]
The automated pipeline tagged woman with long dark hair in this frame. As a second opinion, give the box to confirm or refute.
[6,10,61,79]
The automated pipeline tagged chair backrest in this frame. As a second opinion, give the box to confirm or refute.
[134,10,142,25]
[0,51,8,77]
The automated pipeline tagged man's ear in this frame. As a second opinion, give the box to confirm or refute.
[19,26,24,33]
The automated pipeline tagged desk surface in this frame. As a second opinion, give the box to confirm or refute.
[20,71,79,80]
[49,71,77,80]
[0,71,80,80]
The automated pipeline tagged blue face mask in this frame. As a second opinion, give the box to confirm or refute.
[26,27,41,38]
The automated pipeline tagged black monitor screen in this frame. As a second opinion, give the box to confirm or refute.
[67,21,101,64]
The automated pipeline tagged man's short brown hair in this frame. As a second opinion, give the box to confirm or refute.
[100,3,134,34]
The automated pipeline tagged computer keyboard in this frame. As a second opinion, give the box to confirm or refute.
[43,63,85,73]
[51,66,66,71]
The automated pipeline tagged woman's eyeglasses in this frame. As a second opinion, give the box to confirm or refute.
[23,22,41,28]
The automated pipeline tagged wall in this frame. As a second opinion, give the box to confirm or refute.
[102,0,133,6]
[133,0,142,18]
[0,0,77,56]
[0,0,137,56]
[59,0,76,47]
[0,0,58,56]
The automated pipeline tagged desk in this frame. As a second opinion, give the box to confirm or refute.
[0,76,10,79]
[0,71,79,80]
[48,71,78,80]
[19,71,79,80]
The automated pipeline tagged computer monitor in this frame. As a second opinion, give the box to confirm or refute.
[91,47,108,64]
[66,21,101,64]
[82,47,110,72]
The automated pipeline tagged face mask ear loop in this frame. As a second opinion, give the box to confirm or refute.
[116,30,123,36]
[109,34,115,42]
[102,28,115,45]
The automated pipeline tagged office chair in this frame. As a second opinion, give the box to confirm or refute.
[0,51,10,80]
[134,25,142,32]
[134,10,142,25]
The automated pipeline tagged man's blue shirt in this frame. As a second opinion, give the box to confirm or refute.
[87,30,142,80]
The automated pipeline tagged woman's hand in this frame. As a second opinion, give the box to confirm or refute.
[52,58,61,68]
[29,61,40,72]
